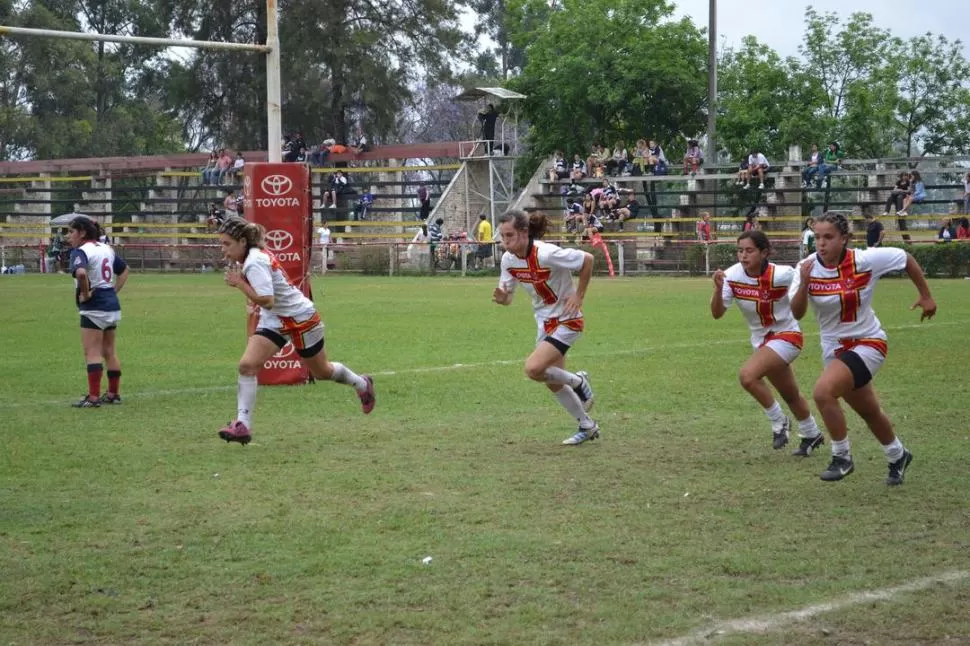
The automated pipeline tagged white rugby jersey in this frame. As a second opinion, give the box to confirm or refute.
[499,240,587,326]
[790,247,907,345]
[721,262,800,348]
[242,247,316,325]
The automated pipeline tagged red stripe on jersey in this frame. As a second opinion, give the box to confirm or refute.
[727,264,788,327]
[807,250,872,323]
[836,337,888,358]
[507,246,557,304]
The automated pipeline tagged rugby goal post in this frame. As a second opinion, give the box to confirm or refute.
[0,0,283,162]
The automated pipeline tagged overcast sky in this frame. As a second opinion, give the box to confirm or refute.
[668,0,970,59]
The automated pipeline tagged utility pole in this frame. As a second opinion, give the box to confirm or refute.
[706,0,717,167]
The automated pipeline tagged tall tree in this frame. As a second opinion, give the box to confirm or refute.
[892,33,970,157]
[508,0,707,161]
[0,0,32,160]
[716,36,827,162]
[469,0,529,78]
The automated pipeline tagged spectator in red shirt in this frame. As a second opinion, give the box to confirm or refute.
[697,211,713,242]
[216,149,233,185]
[956,217,970,239]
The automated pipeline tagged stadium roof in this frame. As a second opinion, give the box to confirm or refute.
[453,87,527,102]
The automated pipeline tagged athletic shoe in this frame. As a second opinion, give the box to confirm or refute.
[742,183,750,190]
[218,420,252,445]
[772,418,790,449]
[573,370,594,412]
[358,375,375,414]
[72,395,101,408]
[896,210,907,216]
[886,449,913,486]
[758,182,765,189]
[99,392,122,405]
[562,423,600,446]
[820,455,854,481]
[792,433,824,457]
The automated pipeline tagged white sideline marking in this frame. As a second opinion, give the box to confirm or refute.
[649,570,970,646]
[0,320,961,410]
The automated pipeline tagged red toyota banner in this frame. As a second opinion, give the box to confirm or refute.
[242,162,313,386]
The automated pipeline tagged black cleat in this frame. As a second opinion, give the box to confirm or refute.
[573,371,594,412]
[886,450,913,486]
[72,395,101,408]
[99,392,122,405]
[820,455,854,481]
[772,418,791,450]
[792,433,825,457]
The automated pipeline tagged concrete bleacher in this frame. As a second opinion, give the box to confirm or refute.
[517,147,969,273]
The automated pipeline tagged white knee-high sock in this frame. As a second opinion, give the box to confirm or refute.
[544,367,582,388]
[554,388,594,428]
[882,438,904,462]
[797,415,822,438]
[763,401,786,428]
[330,362,367,392]
[237,374,257,426]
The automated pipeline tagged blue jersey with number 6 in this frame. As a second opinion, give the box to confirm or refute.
[70,241,127,312]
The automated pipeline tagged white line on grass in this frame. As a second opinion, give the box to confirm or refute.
[1,320,962,409]
[648,569,970,646]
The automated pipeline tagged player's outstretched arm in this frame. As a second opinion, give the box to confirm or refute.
[905,253,937,321]
[790,259,813,320]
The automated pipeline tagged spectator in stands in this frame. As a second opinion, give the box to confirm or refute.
[428,217,444,259]
[223,188,241,215]
[548,150,569,184]
[735,157,750,187]
[201,152,219,185]
[474,214,493,269]
[883,172,911,216]
[570,154,587,181]
[323,170,349,209]
[613,193,640,230]
[354,190,374,221]
[647,140,668,175]
[963,172,970,214]
[478,103,498,153]
[350,127,369,156]
[957,217,970,239]
[416,184,432,220]
[224,152,245,183]
[295,146,308,164]
[309,139,332,167]
[697,211,713,242]
[801,217,816,256]
[801,143,822,188]
[216,149,233,184]
[815,141,845,188]
[47,229,66,273]
[938,217,956,242]
[207,202,225,231]
[587,143,608,179]
[605,141,628,176]
[564,197,585,234]
[900,171,926,215]
[683,139,703,176]
[742,211,760,232]
[596,178,620,214]
[865,213,885,248]
[744,149,770,190]
[282,134,298,162]
[631,139,649,175]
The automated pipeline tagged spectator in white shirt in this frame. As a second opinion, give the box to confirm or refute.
[744,149,770,190]
[317,220,332,273]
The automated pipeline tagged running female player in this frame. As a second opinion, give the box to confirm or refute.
[711,231,823,454]
[790,212,936,485]
[492,210,598,445]
[217,217,374,444]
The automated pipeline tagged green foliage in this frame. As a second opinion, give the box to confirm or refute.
[508,0,707,159]
[685,242,738,275]
[881,241,970,278]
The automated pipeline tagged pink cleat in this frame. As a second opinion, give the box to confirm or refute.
[218,420,252,445]
[358,375,375,414]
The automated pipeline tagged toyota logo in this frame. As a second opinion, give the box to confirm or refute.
[264,229,294,251]
[273,343,297,359]
[261,175,293,196]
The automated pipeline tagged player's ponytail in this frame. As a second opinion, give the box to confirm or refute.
[68,216,100,241]
[527,212,549,240]
[498,208,549,240]
[218,216,265,250]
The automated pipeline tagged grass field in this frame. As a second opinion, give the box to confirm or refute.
[1,273,968,645]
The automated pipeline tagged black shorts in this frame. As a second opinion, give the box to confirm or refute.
[543,336,570,356]
[476,243,493,259]
[837,350,873,390]
[255,328,324,358]
[555,170,570,179]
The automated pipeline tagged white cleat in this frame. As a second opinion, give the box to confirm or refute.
[562,423,600,446]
